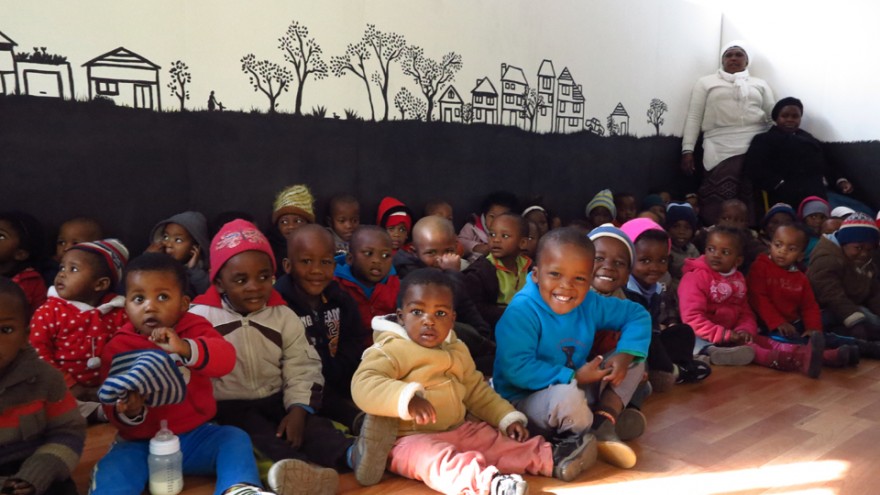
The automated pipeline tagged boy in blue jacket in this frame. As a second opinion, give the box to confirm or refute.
[494,227,651,470]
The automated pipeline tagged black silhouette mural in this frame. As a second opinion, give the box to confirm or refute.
[84,47,160,110]
[647,98,668,136]
[279,20,327,116]
[167,60,191,111]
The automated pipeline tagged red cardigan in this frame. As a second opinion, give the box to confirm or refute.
[747,254,822,331]
[100,312,236,440]
[335,275,400,346]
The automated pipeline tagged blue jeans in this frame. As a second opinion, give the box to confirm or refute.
[89,423,261,495]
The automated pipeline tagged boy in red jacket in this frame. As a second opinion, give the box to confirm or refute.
[91,253,286,495]
[334,226,400,346]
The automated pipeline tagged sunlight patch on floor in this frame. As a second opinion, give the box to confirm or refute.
[546,460,848,495]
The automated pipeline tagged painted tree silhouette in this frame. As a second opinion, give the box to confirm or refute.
[394,87,426,121]
[400,46,462,122]
[278,20,328,116]
[523,87,545,132]
[167,60,191,111]
[584,117,605,136]
[461,103,473,124]
[330,41,375,121]
[365,25,406,122]
[647,98,668,136]
[241,54,293,113]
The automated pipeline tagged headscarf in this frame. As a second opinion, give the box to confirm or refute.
[719,40,751,100]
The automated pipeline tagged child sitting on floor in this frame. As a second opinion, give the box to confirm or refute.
[30,239,129,421]
[463,212,532,331]
[0,210,48,313]
[0,277,85,495]
[269,184,316,277]
[619,219,710,390]
[190,220,383,494]
[798,196,830,264]
[679,226,757,366]
[275,225,369,431]
[91,253,290,495]
[325,193,360,255]
[377,196,414,254]
[351,268,598,494]
[43,216,104,285]
[747,224,854,375]
[494,227,651,470]
[148,211,212,296]
[423,199,454,223]
[807,212,880,346]
[458,191,519,260]
[666,202,700,291]
[334,226,400,346]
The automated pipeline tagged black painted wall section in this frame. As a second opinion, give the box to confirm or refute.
[0,96,875,255]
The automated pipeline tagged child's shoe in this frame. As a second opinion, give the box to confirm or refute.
[551,431,598,481]
[222,483,275,495]
[490,473,529,495]
[647,370,674,393]
[675,360,712,383]
[267,459,338,495]
[352,414,398,486]
[845,344,861,366]
[615,407,647,441]
[854,339,880,360]
[705,345,755,366]
[593,419,637,469]
[823,346,850,367]
[799,332,825,379]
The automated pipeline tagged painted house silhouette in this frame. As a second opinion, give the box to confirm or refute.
[470,77,498,125]
[83,47,161,110]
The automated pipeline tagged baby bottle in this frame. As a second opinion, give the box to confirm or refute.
[148,420,183,495]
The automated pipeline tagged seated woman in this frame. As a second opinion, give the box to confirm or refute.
[745,96,867,213]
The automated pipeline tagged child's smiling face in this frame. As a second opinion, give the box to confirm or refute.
[591,237,630,295]
[632,238,669,288]
[215,251,275,315]
[533,241,593,315]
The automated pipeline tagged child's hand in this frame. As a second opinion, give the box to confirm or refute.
[144,242,165,254]
[277,406,307,449]
[437,253,461,272]
[407,395,436,425]
[71,384,99,402]
[603,353,635,387]
[777,323,797,338]
[505,422,529,442]
[729,330,753,345]
[186,246,201,269]
[2,478,36,495]
[575,356,611,385]
[116,390,145,418]
[150,327,191,359]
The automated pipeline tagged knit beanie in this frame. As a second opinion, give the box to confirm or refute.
[209,219,276,281]
[831,206,856,219]
[835,212,879,246]
[149,211,211,259]
[377,197,413,230]
[68,239,129,288]
[588,223,634,266]
[98,350,187,407]
[272,184,316,224]
[772,96,803,121]
[762,203,796,227]
[621,217,671,251]
[641,194,665,211]
[586,189,616,219]
[665,202,698,230]
[798,196,830,220]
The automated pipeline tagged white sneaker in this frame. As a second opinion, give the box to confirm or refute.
[267,459,338,495]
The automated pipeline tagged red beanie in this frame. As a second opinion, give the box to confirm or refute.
[376,196,413,231]
[209,219,276,281]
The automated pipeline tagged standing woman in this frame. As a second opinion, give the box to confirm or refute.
[681,41,775,225]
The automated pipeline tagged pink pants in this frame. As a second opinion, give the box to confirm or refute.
[388,421,554,495]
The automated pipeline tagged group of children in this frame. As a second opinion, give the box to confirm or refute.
[2,177,880,495]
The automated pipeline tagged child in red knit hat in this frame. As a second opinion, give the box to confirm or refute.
[376,196,413,252]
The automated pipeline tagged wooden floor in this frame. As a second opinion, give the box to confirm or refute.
[74,361,880,494]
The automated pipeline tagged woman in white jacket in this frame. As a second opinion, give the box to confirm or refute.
[681,41,775,225]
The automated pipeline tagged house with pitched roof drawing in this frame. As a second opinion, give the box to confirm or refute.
[609,102,630,135]
[0,30,17,95]
[535,59,555,133]
[499,63,527,129]
[83,47,161,110]
[439,85,463,123]
[554,67,584,134]
[471,77,498,125]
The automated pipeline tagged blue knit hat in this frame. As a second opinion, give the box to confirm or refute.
[98,350,187,407]
[835,212,880,245]
[588,223,634,266]
[762,203,797,227]
[665,202,698,230]
[586,189,616,219]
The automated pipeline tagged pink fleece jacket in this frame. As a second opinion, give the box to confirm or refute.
[678,255,757,344]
